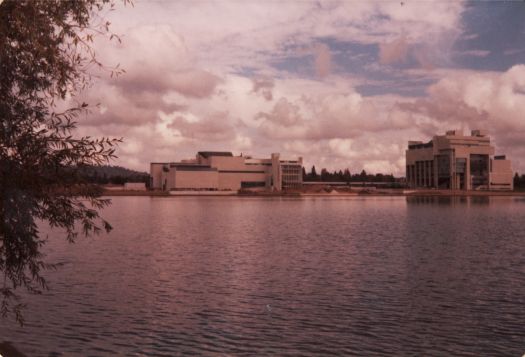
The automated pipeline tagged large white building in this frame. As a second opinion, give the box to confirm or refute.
[406,130,513,190]
[150,151,303,191]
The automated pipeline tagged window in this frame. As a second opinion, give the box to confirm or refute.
[456,158,466,174]
[241,181,266,188]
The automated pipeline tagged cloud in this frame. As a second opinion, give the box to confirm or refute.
[105,1,464,74]
[256,97,302,127]
[69,1,525,175]
[251,77,274,101]
[77,80,176,127]
[116,68,221,99]
[255,89,409,142]
[75,24,222,129]
[460,49,491,57]
[106,26,221,99]
[407,65,525,130]
[379,36,409,64]
[394,65,525,169]
[167,111,237,141]
[314,43,332,77]
[169,70,222,98]
[281,136,405,174]
[412,49,435,71]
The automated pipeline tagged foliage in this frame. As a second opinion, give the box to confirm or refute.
[0,0,125,324]
[514,173,525,190]
[303,166,397,183]
[80,165,150,186]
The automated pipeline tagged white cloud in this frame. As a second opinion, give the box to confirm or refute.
[69,1,525,175]
[394,65,525,171]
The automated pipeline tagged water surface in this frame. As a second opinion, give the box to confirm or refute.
[1,196,525,356]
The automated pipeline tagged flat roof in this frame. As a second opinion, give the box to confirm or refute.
[408,141,433,150]
[172,164,217,171]
[197,151,233,158]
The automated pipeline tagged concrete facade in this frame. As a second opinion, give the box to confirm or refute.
[151,151,302,191]
[123,182,147,191]
[406,130,513,190]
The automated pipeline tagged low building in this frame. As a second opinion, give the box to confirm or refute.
[123,182,147,191]
[406,130,513,190]
[150,151,302,191]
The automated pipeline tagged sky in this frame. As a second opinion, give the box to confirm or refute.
[78,0,525,175]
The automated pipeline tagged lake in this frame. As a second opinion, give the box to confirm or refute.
[1,196,525,356]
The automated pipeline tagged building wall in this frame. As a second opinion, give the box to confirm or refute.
[406,130,513,191]
[165,167,176,190]
[124,182,147,191]
[150,163,166,190]
[174,170,219,190]
[490,159,513,190]
[208,156,246,170]
[405,145,434,189]
[151,152,302,192]
[218,172,268,190]
[271,153,281,191]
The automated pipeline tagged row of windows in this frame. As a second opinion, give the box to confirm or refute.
[241,181,266,188]
[282,171,301,176]
[407,160,434,187]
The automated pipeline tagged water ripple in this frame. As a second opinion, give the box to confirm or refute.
[1,196,525,356]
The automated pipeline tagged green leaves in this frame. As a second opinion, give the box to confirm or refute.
[0,0,126,324]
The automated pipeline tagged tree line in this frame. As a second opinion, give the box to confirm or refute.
[302,166,397,183]
[514,173,525,190]
[80,165,150,186]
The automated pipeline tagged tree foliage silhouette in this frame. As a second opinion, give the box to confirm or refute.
[0,0,127,324]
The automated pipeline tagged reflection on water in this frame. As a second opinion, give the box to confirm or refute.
[406,195,491,205]
[1,196,525,356]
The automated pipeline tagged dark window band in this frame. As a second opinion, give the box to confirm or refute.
[219,170,266,174]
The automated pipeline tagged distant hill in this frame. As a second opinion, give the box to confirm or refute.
[81,165,149,186]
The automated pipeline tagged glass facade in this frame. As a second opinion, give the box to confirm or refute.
[406,131,512,190]
[281,164,302,189]
[470,154,489,187]
[436,152,451,189]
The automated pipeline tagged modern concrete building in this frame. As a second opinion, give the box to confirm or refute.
[150,151,303,191]
[406,130,513,190]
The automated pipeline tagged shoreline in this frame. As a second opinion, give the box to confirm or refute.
[102,189,525,197]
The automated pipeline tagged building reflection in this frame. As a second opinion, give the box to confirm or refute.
[406,195,490,205]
